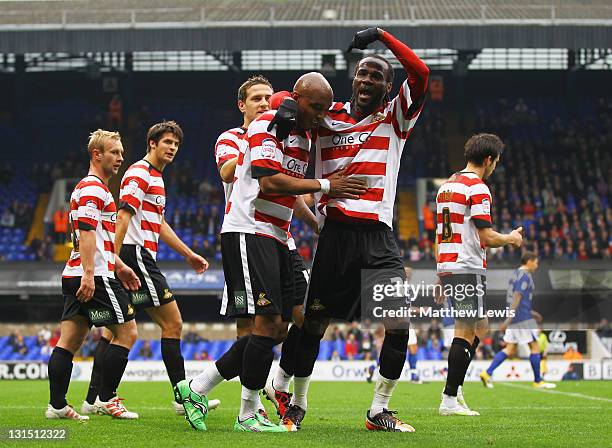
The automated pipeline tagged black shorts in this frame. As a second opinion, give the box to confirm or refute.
[120,244,174,311]
[61,276,136,327]
[305,220,407,322]
[290,249,308,308]
[440,273,487,322]
[220,232,294,321]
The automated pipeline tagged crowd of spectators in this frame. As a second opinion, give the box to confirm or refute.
[413,97,611,263]
[0,201,34,231]
[478,98,611,262]
[6,327,58,357]
[3,322,592,363]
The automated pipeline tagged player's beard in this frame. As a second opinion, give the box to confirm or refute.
[352,90,384,117]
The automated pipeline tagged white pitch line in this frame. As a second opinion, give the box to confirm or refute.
[499,382,612,403]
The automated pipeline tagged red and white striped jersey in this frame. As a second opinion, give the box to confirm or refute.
[221,110,310,244]
[436,171,493,274]
[119,160,165,259]
[62,175,117,278]
[215,127,247,203]
[313,77,424,228]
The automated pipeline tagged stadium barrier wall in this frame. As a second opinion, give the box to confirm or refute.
[1,360,611,382]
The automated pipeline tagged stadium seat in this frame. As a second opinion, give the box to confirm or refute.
[129,340,145,361]
[317,341,333,360]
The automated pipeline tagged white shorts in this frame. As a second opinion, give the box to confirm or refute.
[408,328,417,346]
[503,319,538,345]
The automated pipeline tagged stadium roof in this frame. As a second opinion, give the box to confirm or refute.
[1,0,611,52]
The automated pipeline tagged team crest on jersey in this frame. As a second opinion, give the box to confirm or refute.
[260,138,277,159]
[371,112,386,123]
[309,299,325,312]
[257,292,271,307]
[163,289,173,300]
[127,304,135,316]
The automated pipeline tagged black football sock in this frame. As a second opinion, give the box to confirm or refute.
[48,347,74,409]
[378,332,409,380]
[216,335,251,380]
[293,329,323,378]
[459,336,480,387]
[98,344,130,402]
[444,338,472,397]
[279,324,301,377]
[240,335,276,390]
[161,338,185,390]
[85,336,110,404]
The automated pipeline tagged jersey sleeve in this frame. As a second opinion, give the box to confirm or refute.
[215,131,242,169]
[380,31,429,134]
[119,165,150,214]
[77,184,105,230]
[388,78,425,135]
[469,182,493,228]
[248,115,284,179]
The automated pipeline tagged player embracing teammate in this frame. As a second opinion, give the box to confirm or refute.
[175,73,367,432]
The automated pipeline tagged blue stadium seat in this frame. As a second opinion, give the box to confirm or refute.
[317,341,333,360]
[416,347,428,361]
[129,340,144,361]
[182,343,196,360]
[0,346,12,360]
[208,340,232,360]
[151,340,163,360]
[427,349,443,361]
[25,346,41,360]
[333,339,345,358]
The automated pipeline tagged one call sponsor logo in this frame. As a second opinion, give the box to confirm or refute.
[330,132,372,147]
[284,158,308,176]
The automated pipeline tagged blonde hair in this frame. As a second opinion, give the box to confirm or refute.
[87,129,121,156]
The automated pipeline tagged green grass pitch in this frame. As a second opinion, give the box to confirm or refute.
[1,381,611,447]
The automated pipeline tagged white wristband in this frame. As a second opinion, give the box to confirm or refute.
[317,178,330,194]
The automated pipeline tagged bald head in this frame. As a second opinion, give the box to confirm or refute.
[294,72,333,100]
[292,72,333,130]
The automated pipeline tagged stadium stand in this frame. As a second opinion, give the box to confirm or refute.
[2,0,612,27]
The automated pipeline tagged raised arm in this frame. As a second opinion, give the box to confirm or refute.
[379,29,429,101]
